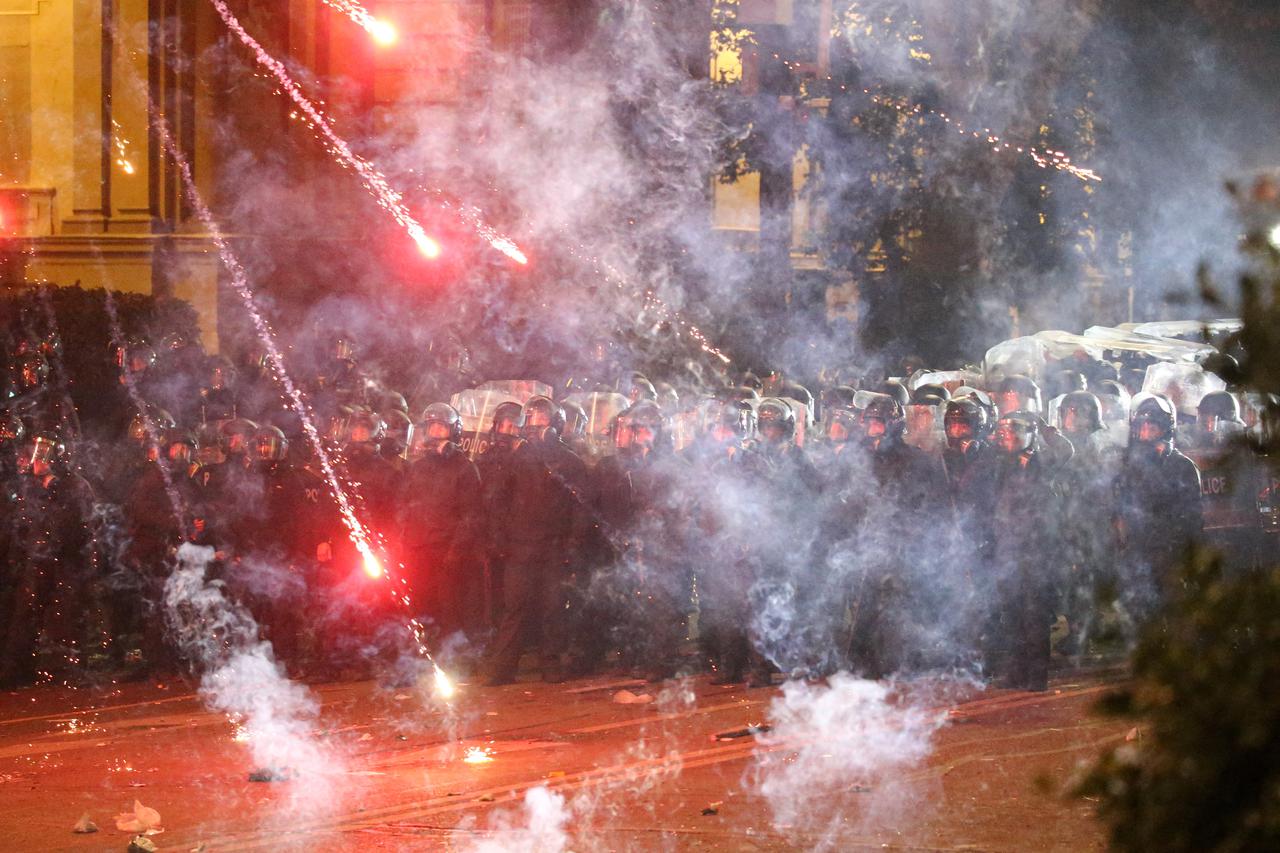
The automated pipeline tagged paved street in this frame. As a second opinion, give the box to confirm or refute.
[0,668,1125,850]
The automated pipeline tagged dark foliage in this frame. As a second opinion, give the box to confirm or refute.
[1077,181,1280,851]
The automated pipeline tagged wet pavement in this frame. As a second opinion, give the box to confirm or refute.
[0,669,1125,850]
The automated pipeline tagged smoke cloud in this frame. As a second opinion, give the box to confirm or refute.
[752,674,949,849]
[164,544,342,816]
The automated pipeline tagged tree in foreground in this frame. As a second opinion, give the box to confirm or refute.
[1077,174,1280,852]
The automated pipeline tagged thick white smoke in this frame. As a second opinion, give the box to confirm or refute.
[465,785,571,853]
[752,673,948,849]
[164,543,341,815]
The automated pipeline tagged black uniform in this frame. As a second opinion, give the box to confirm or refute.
[1058,431,1121,650]
[682,437,762,683]
[398,442,484,638]
[591,447,684,679]
[988,448,1058,691]
[475,437,524,628]
[483,436,589,683]
[744,438,823,678]
[844,437,948,677]
[1114,443,1202,616]
[0,470,101,686]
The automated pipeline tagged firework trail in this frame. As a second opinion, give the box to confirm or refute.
[320,0,397,45]
[865,91,1103,183]
[562,243,731,365]
[150,111,452,689]
[211,0,528,265]
[208,0,440,258]
[773,50,1102,183]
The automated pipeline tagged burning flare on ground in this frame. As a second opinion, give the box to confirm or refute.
[463,746,495,764]
[433,665,457,700]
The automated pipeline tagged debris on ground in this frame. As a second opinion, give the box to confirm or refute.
[126,835,158,852]
[713,723,772,741]
[701,802,722,816]
[115,800,163,834]
[248,767,293,782]
[612,689,654,705]
[72,813,98,833]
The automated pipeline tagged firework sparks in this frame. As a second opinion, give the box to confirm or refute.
[433,196,529,265]
[149,111,385,591]
[433,665,457,700]
[564,243,731,365]
[212,0,526,265]
[359,542,384,579]
[896,97,1102,183]
[463,746,495,764]
[772,52,1101,183]
[110,119,137,175]
[864,89,1101,183]
[319,0,397,45]
[208,0,441,258]
[149,109,457,691]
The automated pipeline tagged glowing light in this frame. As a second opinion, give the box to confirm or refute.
[110,119,138,176]
[319,0,396,45]
[1268,222,1280,249]
[369,19,398,46]
[359,542,384,579]
[209,0,441,259]
[463,746,495,764]
[412,228,441,259]
[418,190,528,264]
[433,665,456,700]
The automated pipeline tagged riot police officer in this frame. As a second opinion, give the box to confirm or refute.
[987,411,1058,691]
[842,393,948,677]
[995,374,1074,476]
[679,399,759,682]
[475,401,525,627]
[1113,395,1202,618]
[1055,391,1121,654]
[1187,391,1261,571]
[398,403,483,639]
[591,400,684,681]
[482,397,589,684]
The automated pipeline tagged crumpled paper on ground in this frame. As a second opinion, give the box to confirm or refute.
[115,800,163,835]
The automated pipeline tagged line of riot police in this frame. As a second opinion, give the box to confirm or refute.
[3,325,1277,691]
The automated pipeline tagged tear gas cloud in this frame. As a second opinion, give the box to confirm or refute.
[37,0,1276,848]
[753,674,950,850]
[165,544,342,818]
[203,0,1279,384]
